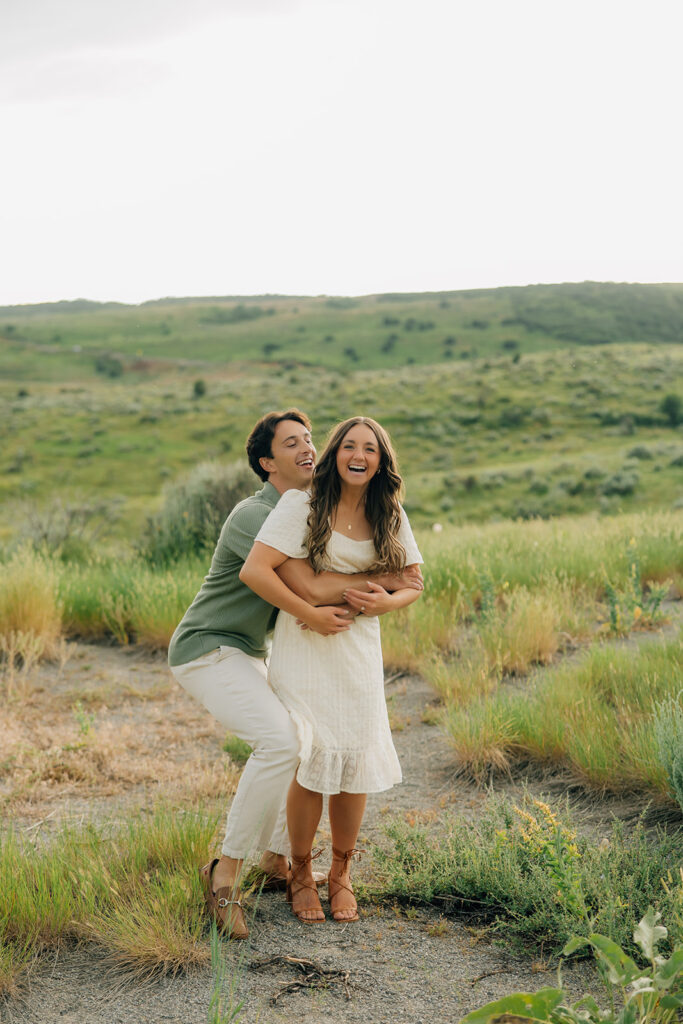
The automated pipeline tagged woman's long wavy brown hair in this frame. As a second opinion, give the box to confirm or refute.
[306,416,406,575]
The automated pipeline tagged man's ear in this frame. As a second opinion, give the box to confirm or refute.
[259,456,274,476]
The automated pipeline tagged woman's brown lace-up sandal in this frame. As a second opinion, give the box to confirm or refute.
[244,861,326,892]
[328,847,363,923]
[199,859,249,940]
[287,849,326,923]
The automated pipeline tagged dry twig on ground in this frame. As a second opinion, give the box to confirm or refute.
[249,954,357,1004]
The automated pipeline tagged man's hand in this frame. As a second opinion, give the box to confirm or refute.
[376,565,424,592]
[342,581,395,617]
[304,605,353,636]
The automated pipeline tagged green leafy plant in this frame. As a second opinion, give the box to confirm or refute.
[603,540,669,636]
[476,569,497,619]
[461,908,683,1024]
[72,699,96,738]
[503,799,588,921]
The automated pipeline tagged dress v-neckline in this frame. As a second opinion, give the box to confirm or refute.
[331,530,373,542]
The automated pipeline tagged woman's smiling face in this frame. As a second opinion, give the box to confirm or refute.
[336,422,381,487]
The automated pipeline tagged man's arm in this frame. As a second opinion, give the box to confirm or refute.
[239,542,352,636]
[276,558,423,606]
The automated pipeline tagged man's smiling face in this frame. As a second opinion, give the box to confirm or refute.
[260,419,316,493]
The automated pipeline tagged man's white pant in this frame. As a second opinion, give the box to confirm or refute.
[170,645,299,859]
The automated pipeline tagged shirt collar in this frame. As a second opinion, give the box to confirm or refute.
[260,481,281,507]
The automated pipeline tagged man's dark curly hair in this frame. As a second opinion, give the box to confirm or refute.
[246,408,312,482]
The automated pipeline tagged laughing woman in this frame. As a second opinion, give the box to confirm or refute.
[240,416,423,924]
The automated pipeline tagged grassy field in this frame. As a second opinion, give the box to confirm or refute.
[2,508,681,800]
[1,283,682,1003]
[2,320,682,542]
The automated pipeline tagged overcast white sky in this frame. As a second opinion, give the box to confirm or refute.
[1,0,681,305]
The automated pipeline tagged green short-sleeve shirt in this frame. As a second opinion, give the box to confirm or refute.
[167,481,282,666]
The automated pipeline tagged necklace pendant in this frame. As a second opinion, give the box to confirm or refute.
[347,523,352,530]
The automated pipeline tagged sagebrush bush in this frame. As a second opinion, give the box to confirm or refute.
[601,471,639,496]
[14,496,121,562]
[654,693,683,814]
[137,461,256,565]
[627,444,654,460]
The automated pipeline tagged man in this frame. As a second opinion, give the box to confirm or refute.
[168,409,421,938]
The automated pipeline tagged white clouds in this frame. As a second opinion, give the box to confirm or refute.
[1,0,681,304]
[1,53,169,103]
[0,0,297,62]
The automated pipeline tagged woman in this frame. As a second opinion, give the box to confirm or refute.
[240,416,422,923]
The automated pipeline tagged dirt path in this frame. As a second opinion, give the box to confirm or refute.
[3,648,614,1024]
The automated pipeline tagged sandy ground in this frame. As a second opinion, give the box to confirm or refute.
[3,629,678,1023]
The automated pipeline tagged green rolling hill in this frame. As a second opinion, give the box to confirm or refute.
[1,283,681,544]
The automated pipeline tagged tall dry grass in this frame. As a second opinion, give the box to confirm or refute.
[0,509,677,667]
[478,585,560,674]
[421,579,595,709]
[381,591,463,672]
[0,547,62,652]
[383,510,678,676]
[417,509,683,599]
[443,631,683,798]
[58,558,203,649]
[0,805,221,994]
[0,549,63,696]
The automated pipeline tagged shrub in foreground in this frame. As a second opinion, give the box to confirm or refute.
[461,907,683,1024]
[368,797,683,956]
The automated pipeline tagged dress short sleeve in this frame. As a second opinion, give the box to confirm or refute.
[255,488,310,559]
[398,507,423,565]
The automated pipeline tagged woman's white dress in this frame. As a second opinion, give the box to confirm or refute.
[255,488,423,795]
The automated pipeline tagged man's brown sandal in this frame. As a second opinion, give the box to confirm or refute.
[199,859,249,940]
[286,849,326,923]
[328,846,363,923]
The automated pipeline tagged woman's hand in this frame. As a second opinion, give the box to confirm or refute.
[342,581,395,617]
[296,602,358,630]
[303,605,353,636]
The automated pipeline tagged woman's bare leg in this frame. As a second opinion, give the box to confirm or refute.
[328,791,367,921]
[287,777,325,921]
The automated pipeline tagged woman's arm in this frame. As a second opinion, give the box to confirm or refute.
[240,542,352,636]
[276,558,423,606]
[342,564,424,617]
